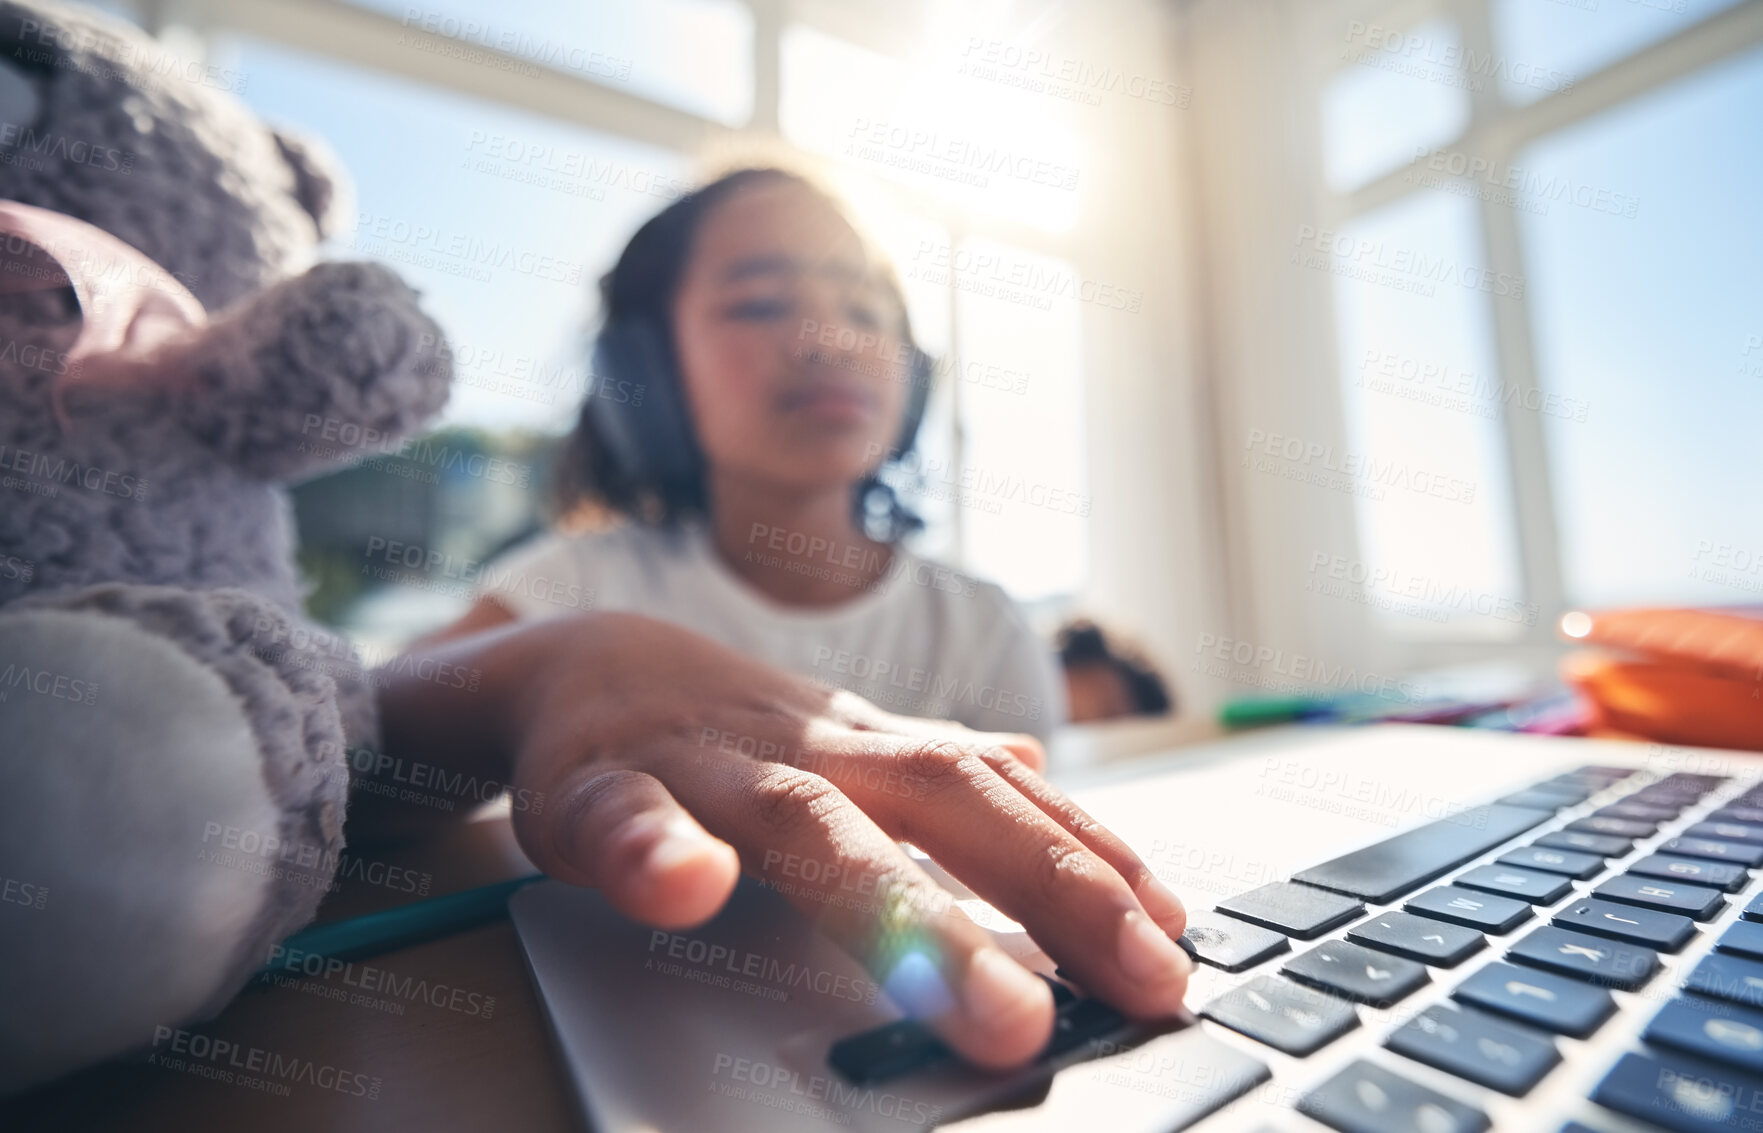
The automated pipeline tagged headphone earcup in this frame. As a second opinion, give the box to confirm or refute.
[588,319,702,492]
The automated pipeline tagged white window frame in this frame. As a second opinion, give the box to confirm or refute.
[1336,0,1763,642]
[1177,0,1763,686]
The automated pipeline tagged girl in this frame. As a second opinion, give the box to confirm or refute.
[376,168,1191,1072]
[443,167,1063,741]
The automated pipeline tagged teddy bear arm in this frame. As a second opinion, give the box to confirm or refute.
[178,261,453,481]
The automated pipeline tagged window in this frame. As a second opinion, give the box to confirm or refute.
[779,24,1086,233]
[1322,18,1471,193]
[346,0,754,124]
[1329,192,1525,636]
[215,35,691,434]
[1492,0,1747,105]
[779,25,1092,601]
[1314,0,1763,651]
[943,239,1089,603]
[1518,45,1763,607]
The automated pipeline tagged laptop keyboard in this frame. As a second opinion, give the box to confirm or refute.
[824,763,1763,1131]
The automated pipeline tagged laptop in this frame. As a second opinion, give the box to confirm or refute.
[509,723,1763,1132]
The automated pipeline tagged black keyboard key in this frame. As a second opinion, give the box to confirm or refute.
[1454,961,1616,1037]
[1566,816,1656,839]
[1628,788,1709,810]
[1040,997,1129,1059]
[827,986,1123,1084]
[1405,886,1532,933]
[1499,788,1587,809]
[1215,882,1365,940]
[1178,912,1291,972]
[1647,995,1763,1075]
[1721,921,1763,962]
[1509,925,1658,990]
[1747,892,1763,923]
[1652,773,1727,793]
[1200,975,1358,1056]
[1291,804,1553,904]
[1040,973,1077,1007]
[1299,1059,1488,1133]
[1575,764,1637,780]
[1496,846,1604,880]
[1386,1003,1560,1096]
[1553,897,1697,951]
[1629,778,1713,807]
[1534,830,1632,858]
[1595,874,1726,921]
[1543,772,1613,792]
[1687,820,1763,847]
[1348,911,1484,966]
[1631,854,1751,893]
[1685,952,1763,1010]
[1660,837,1763,868]
[1282,939,1428,1007]
[1593,1049,1763,1133]
[1455,865,1573,905]
[1713,806,1763,826]
[827,1018,948,1084]
[1596,801,1681,822]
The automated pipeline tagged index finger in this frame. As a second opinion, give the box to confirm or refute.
[659,753,1059,1070]
[842,738,1192,1023]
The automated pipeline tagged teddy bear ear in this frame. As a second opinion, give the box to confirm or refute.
[272,128,351,241]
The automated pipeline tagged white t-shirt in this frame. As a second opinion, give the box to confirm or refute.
[477,523,1066,740]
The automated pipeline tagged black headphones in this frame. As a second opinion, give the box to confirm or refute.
[586,315,935,494]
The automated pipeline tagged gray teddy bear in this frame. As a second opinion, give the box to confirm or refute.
[0,0,452,1090]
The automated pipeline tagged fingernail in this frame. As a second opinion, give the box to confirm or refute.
[963,948,1049,1032]
[1117,910,1191,985]
[1135,876,1186,929]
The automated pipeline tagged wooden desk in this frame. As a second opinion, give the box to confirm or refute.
[3,808,583,1133]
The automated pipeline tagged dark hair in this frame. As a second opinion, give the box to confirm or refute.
[553,167,925,540]
[1056,619,1174,716]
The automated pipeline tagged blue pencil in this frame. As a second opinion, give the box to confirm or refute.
[258,872,545,975]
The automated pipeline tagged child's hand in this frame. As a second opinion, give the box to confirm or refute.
[498,612,1192,1071]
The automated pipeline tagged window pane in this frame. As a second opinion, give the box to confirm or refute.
[780,24,1085,233]
[1328,192,1526,636]
[216,35,691,433]
[1493,0,1746,106]
[1518,46,1763,608]
[1323,19,1471,193]
[915,238,1087,601]
[347,0,753,124]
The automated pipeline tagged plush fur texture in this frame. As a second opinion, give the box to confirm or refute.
[0,0,452,1089]
[0,591,338,1090]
